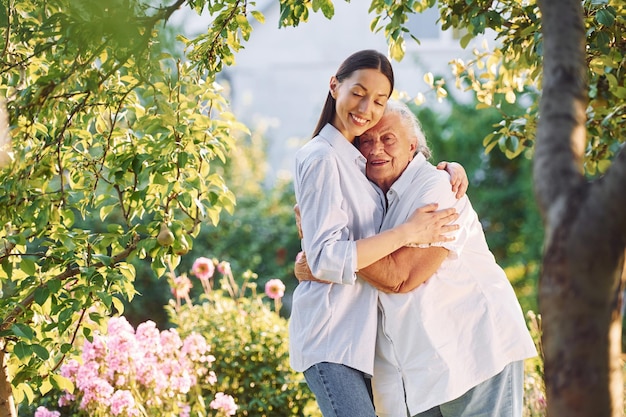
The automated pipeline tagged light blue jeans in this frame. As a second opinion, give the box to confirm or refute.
[414,360,524,417]
[304,362,377,417]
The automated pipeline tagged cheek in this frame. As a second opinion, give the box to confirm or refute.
[372,108,385,124]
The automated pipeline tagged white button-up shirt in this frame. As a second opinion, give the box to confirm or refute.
[289,124,384,375]
[372,153,537,416]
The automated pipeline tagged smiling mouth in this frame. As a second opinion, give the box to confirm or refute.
[351,114,368,126]
[369,159,388,167]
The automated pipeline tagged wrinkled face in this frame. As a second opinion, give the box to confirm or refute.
[358,112,416,193]
[330,68,391,142]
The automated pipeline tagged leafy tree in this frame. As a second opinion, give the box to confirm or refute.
[0,0,251,414]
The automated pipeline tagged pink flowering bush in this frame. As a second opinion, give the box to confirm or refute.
[29,257,316,417]
[169,257,318,417]
[37,316,237,417]
[34,407,60,417]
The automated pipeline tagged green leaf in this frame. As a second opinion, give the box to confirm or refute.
[250,11,265,24]
[31,344,50,360]
[93,254,112,266]
[47,278,62,293]
[596,8,615,26]
[97,291,113,308]
[20,258,37,276]
[11,323,34,340]
[13,341,33,361]
[34,286,50,306]
[460,32,474,49]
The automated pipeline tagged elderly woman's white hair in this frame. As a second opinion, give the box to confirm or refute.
[384,99,432,159]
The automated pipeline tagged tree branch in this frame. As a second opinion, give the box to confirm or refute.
[0,233,140,332]
[591,145,626,237]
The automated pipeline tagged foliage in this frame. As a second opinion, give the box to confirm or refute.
[436,0,625,174]
[187,127,301,303]
[0,0,256,406]
[168,258,319,417]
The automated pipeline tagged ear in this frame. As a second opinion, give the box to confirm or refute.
[329,76,339,99]
[408,140,417,160]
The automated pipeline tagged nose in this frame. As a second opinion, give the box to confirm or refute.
[368,138,384,155]
[358,97,372,113]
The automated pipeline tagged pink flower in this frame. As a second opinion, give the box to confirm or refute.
[110,390,139,416]
[34,407,60,417]
[191,257,215,281]
[207,370,218,385]
[171,274,192,298]
[217,261,231,275]
[210,392,238,416]
[265,279,285,300]
[58,393,75,407]
[182,332,211,363]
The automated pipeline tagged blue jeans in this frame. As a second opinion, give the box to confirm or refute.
[304,362,376,417]
[414,360,524,417]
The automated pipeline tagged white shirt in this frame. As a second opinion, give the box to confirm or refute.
[372,153,537,416]
[289,124,384,374]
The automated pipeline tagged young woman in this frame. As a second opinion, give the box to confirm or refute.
[289,49,465,417]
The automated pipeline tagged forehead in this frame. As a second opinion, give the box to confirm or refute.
[363,113,404,137]
[342,69,391,97]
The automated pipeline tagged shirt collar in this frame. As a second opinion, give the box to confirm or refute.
[319,124,367,172]
[388,152,427,199]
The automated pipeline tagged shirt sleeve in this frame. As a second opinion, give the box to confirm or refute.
[295,151,357,285]
[414,170,469,259]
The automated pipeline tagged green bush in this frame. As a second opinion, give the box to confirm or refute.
[168,268,319,417]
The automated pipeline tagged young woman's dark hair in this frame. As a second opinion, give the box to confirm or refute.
[311,50,395,138]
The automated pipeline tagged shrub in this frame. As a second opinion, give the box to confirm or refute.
[169,258,318,417]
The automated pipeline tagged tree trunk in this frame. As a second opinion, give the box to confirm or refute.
[535,0,626,415]
[0,341,16,417]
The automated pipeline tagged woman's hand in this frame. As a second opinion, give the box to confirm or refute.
[402,203,459,246]
[437,161,469,199]
[294,251,332,284]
